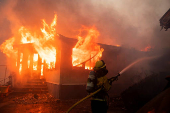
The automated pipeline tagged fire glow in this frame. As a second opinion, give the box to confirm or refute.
[0,14,58,75]
[141,45,153,52]
[72,27,104,70]
[0,14,104,77]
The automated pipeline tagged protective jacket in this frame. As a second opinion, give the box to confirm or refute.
[87,60,111,113]
[86,60,111,100]
[92,70,111,101]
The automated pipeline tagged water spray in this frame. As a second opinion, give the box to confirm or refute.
[66,56,159,113]
[120,56,158,75]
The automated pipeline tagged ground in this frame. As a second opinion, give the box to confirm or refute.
[0,93,128,113]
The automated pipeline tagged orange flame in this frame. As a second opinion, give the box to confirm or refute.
[141,45,153,52]
[0,37,17,57]
[116,45,121,47]
[19,15,57,69]
[20,53,23,62]
[41,64,44,76]
[72,26,104,70]
[33,53,38,70]
[28,55,30,68]
[0,14,58,75]
[19,64,22,75]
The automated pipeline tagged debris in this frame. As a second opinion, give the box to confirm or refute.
[13,93,59,104]
[34,94,39,99]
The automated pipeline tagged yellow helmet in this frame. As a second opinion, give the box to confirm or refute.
[93,60,106,71]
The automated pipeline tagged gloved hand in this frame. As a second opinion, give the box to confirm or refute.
[108,76,119,85]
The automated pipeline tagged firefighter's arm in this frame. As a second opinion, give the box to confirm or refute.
[97,76,111,92]
[108,73,120,85]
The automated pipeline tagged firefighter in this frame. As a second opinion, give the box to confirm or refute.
[86,60,111,113]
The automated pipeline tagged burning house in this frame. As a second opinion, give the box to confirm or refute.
[0,14,145,99]
[0,14,104,99]
[0,15,59,86]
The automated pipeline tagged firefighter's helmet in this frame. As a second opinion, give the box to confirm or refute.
[93,60,106,71]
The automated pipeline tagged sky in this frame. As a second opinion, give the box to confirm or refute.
[0,0,170,65]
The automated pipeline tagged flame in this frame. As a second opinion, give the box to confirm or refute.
[33,54,38,70]
[19,53,23,75]
[72,26,104,70]
[0,14,58,75]
[19,27,35,44]
[41,64,44,76]
[20,53,23,62]
[19,14,57,70]
[141,45,153,52]
[19,64,22,75]
[28,55,30,68]
[116,45,121,47]
[41,59,44,76]
[0,37,17,57]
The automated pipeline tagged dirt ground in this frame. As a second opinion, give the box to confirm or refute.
[0,93,128,113]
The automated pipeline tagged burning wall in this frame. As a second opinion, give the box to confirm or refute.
[0,13,105,89]
[72,27,104,70]
[0,14,60,86]
[46,34,148,99]
[1,14,104,73]
[44,34,104,99]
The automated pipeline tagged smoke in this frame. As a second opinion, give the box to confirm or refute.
[0,0,170,63]
[51,0,170,50]
[0,0,169,92]
[1,0,170,46]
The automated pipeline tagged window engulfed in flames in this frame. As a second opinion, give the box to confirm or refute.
[0,13,104,77]
[72,27,104,70]
[0,15,58,76]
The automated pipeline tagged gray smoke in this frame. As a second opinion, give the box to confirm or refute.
[0,0,170,92]
[52,0,170,50]
[0,0,170,63]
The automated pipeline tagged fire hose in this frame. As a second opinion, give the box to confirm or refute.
[66,73,120,113]
[66,88,102,113]
[66,56,158,113]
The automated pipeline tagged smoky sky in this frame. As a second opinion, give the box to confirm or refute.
[0,0,170,65]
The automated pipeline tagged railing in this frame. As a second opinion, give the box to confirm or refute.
[0,65,7,85]
[0,78,9,85]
